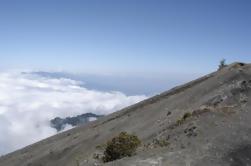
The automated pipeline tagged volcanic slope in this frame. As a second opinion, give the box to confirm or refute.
[1,62,251,166]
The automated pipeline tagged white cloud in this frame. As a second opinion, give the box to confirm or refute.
[0,71,146,155]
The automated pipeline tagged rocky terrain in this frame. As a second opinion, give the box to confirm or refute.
[1,62,251,166]
[51,113,103,132]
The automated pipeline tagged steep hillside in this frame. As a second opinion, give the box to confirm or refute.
[1,62,251,166]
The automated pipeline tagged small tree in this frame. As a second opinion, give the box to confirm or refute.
[103,132,141,162]
[218,59,227,70]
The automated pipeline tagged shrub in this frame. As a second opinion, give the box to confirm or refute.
[103,132,141,162]
[176,112,192,126]
[218,59,227,70]
[153,138,170,147]
[183,112,192,120]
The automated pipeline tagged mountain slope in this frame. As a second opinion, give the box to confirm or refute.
[1,62,251,166]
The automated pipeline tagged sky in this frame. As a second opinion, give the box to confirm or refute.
[0,0,251,155]
[1,0,250,74]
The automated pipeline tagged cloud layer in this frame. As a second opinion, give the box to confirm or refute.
[0,71,146,155]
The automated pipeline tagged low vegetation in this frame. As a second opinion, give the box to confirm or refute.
[152,138,170,147]
[103,132,141,162]
[176,112,192,125]
[218,59,227,70]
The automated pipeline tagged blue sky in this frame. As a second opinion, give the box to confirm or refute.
[0,1,251,153]
[1,0,251,75]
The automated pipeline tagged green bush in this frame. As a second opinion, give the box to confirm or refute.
[103,132,141,162]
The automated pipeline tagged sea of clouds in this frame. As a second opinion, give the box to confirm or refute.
[0,71,146,155]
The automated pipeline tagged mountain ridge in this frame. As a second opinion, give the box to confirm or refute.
[50,113,104,132]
